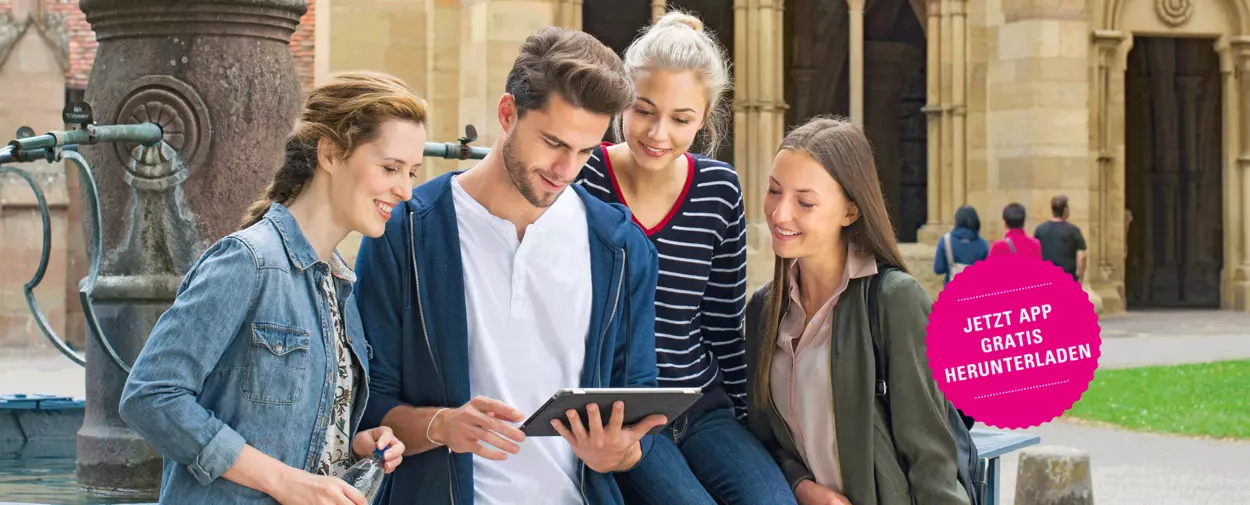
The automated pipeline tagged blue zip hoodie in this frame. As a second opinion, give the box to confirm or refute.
[353,171,661,505]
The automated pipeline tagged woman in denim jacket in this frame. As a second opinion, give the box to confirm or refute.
[120,71,427,505]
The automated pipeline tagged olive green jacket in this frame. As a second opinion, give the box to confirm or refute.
[744,269,970,505]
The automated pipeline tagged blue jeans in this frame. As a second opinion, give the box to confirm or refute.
[616,407,798,505]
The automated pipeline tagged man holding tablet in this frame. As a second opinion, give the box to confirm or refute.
[353,27,672,505]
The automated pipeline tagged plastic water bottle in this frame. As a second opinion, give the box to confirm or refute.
[341,447,387,502]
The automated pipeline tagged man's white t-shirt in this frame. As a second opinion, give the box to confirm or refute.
[451,176,592,505]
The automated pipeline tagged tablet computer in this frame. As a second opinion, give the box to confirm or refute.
[520,387,703,437]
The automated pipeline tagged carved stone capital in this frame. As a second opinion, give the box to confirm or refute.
[1230,35,1250,64]
[80,0,306,43]
[1092,29,1124,50]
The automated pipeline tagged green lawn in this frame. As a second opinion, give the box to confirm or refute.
[1062,359,1250,440]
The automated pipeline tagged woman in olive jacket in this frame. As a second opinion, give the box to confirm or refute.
[745,116,970,505]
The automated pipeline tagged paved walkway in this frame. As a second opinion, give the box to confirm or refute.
[997,420,1250,505]
[2,310,1249,505]
[994,309,1250,505]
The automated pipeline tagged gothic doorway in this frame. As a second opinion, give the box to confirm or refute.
[581,2,736,164]
[1124,36,1224,309]
[784,0,928,242]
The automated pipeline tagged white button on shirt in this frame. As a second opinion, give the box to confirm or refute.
[451,176,592,505]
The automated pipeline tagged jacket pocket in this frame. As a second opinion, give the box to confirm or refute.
[241,323,311,405]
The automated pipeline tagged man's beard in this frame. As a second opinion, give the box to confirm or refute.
[502,134,559,208]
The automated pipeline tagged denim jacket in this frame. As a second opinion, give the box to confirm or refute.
[120,203,371,504]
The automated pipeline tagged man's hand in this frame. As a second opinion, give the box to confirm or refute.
[795,479,852,505]
[431,396,527,460]
[550,401,667,473]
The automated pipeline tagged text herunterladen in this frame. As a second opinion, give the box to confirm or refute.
[943,304,1094,383]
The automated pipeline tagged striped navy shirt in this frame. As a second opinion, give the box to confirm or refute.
[576,143,749,418]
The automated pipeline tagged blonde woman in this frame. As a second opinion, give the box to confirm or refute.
[578,11,796,505]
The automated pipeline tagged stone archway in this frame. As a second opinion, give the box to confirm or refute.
[1091,0,1250,311]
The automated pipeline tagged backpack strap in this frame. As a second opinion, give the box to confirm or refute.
[868,264,900,398]
[1006,237,1017,254]
[943,233,956,271]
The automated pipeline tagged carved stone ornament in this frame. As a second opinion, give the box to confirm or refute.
[112,75,212,172]
[1155,0,1194,27]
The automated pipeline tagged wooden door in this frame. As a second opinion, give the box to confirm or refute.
[1124,37,1224,308]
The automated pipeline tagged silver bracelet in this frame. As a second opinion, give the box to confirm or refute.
[426,407,449,447]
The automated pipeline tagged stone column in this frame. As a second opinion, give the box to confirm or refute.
[1090,30,1125,314]
[951,0,966,211]
[78,0,305,496]
[1233,37,1250,310]
[1221,40,1243,310]
[917,0,946,243]
[848,0,866,127]
[652,0,666,21]
[735,0,787,291]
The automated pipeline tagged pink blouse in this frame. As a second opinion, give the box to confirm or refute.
[770,246,878,492]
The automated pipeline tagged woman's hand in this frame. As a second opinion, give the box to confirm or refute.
[270,470,367,505]
[352,426,405,473]
[795,479,853,505]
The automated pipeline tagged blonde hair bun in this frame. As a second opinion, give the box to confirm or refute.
[658,11,705,32]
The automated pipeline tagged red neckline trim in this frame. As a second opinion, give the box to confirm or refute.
[602,141,695,236]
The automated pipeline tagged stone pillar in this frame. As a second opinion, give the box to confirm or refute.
[1222,39,1244,311]
[735,0,787,291]
[848,0,866,127]
[950,0,966,212]
[865,42,924,221]
[652,0,666,22]
[78,0,305,496]
[1234,38,1250,310]
[985,0,1089,242]
[1090,30,1125,314]
[917,0,946,243]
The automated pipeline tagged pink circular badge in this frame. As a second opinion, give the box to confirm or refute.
[926,254,1101,429]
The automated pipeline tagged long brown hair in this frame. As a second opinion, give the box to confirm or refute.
[753,115,910,407]
[239,71,429,229]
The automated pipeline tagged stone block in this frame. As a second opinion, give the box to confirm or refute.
[1017,57,1088,82]
[488,1,556,42]
[1057,20,1090,59]
[900,242,944,300]
[1001,0,1088,22]
[467,2,489,44]
[329,12,389,70]
[1014,445,1093,505]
